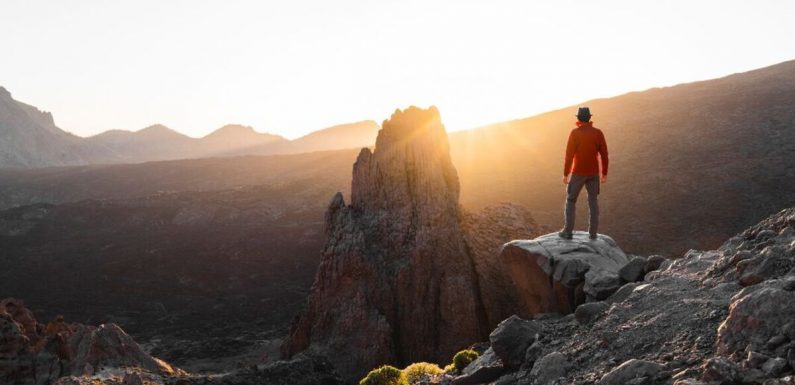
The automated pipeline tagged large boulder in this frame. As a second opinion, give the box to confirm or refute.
[717,278,795,355]
[501,232,629,314]
[489,316,540,370]
[452,348,504,385]
[619,256,648,283]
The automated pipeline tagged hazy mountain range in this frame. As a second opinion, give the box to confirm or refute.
[0,86,378,167]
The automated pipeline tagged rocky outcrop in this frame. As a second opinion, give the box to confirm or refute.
[452,348,504,385]
[500,232,629,315]
[462,204,547,326]
[489,316,540,370]
[281,106,540,381]
[0,299,178,385]
[68,323,175,376]
[443,207,795,385]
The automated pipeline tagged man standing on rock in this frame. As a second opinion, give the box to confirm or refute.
[559,107,609,240]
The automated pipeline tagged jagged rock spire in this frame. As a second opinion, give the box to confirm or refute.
[281,106,489,381]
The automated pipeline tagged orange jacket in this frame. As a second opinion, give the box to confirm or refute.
[564,121,608,176]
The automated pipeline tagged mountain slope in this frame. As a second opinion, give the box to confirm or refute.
[275,120,379,154]
[0,87,116,167]
[449,59,795,254]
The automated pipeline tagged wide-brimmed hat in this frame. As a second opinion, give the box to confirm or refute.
[576,107,592,121]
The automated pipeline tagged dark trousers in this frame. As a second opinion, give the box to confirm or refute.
[563,174,600,235]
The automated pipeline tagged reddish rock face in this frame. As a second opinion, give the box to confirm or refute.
[0,299,175,385]
[282,106,538,381]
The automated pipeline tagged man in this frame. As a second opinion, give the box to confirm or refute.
[559,107,609,240]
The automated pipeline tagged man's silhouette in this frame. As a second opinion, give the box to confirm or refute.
[559,107,609,240]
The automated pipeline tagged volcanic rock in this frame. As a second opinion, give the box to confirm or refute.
[452,348,504,385]
[716,280,795,356]
[597,359,665,385]
[489,316,540,370]
[281,106,540,381]
[643,255,668,274]
[500,232,629,315]
[68,323,175,375]
[461,203,547,326]
[528,352,570,384]
[619,256,647,283]
[574,301,610,325]
[0,299,178,385]
[457,207,795,385]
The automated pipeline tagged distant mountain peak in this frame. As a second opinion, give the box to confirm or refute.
[135,124,188,139]
[0,86,11,99]
[204,124,275,139]
[213,124,255,133]
[200,124,287,150]
[138,124,171,133]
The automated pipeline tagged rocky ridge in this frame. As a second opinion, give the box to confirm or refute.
[0,299,345,385]
[280,106,543,381]
[0,298,177,385]
[442,207,795,385]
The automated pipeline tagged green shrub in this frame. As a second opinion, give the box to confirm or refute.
[359,365,406,385]
[402,362,443,384]
[452,349,479,372]
[443,363,456,374]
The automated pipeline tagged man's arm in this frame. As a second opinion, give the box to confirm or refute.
[598,130,609,182]
[563,130,576,184]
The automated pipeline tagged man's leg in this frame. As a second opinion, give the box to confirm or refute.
[584,175,600,237]
[563,174,586,235]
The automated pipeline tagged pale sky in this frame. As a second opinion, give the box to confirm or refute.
[1,1,794,139]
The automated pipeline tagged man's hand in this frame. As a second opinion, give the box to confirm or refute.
[563,175,569,185]
[601,174,607,183]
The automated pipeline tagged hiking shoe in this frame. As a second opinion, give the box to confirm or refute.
[589,233,598,240]
[558,231,573,240]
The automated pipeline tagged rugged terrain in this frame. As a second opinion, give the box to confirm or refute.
[3,207,792,385]
[281,106,545,382]
[437,207,795,385]
[1,59,794,384]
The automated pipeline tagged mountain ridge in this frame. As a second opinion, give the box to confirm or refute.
[0,87,380,167]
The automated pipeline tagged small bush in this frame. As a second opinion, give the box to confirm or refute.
[443,363,456,374]
[452,349,479,372]
[402,362,443,384]
[359,365,405,385]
